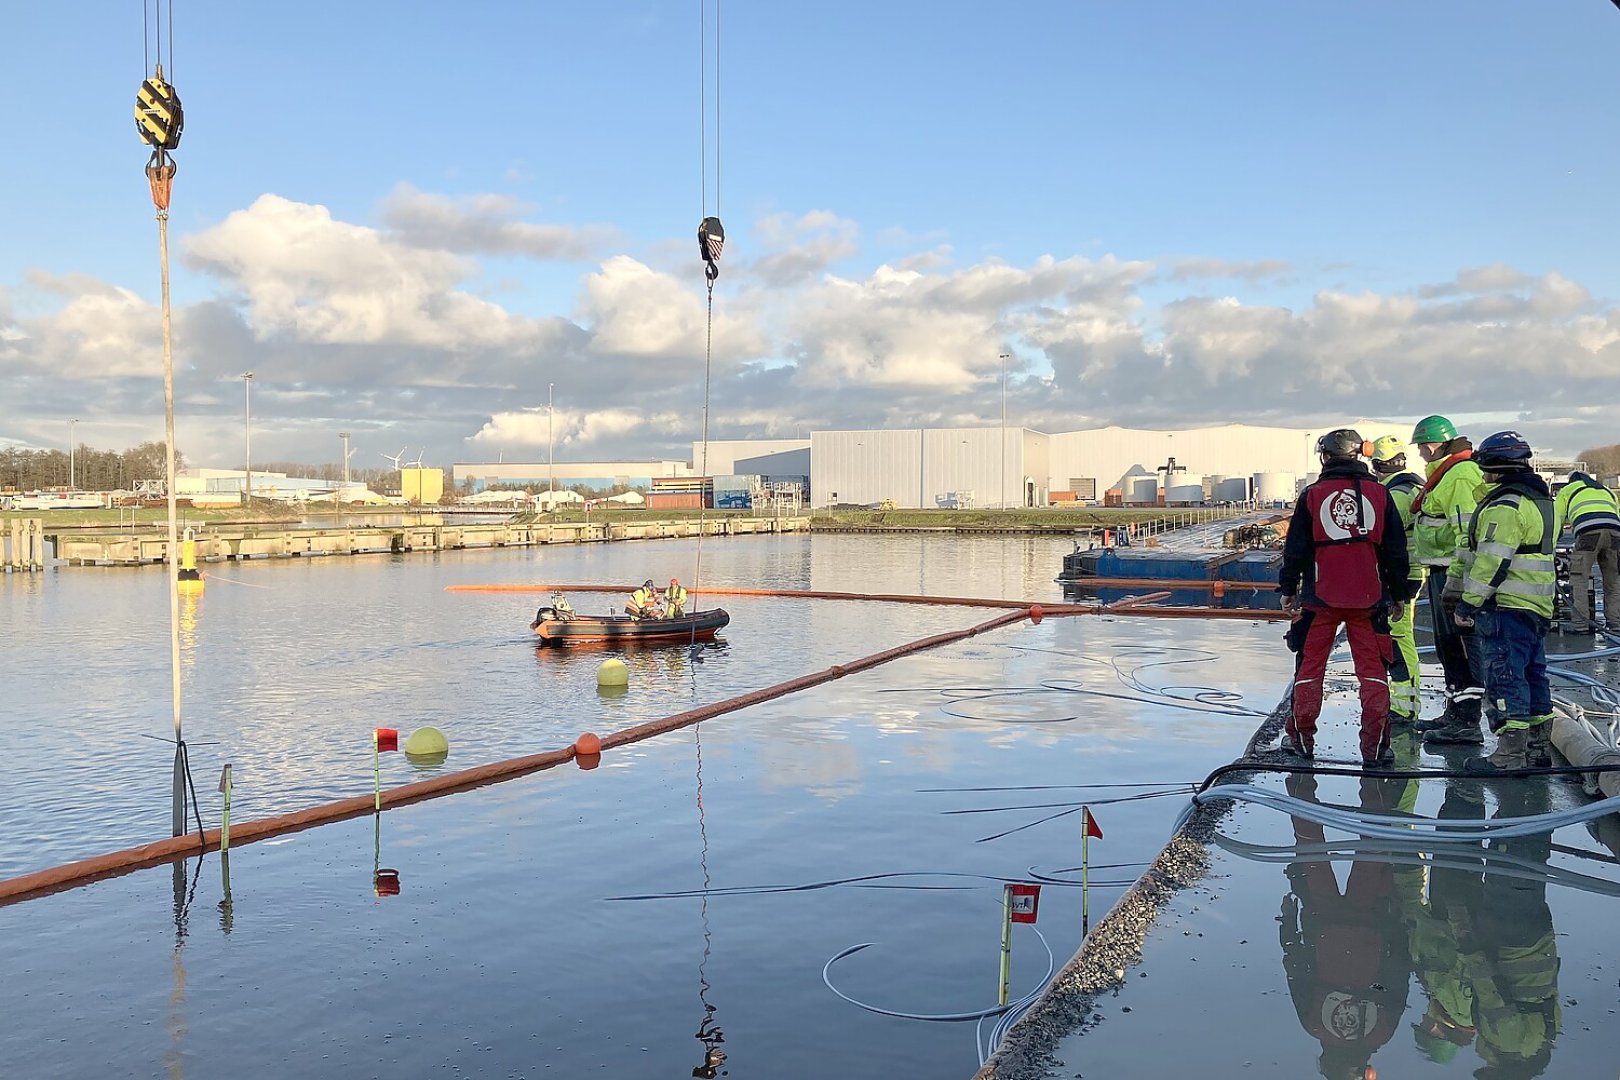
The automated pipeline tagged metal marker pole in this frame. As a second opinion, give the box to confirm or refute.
[219,764,232,851]
[373,731,381,811]
[998,883,1013,1007]
[1081,806,1091,937]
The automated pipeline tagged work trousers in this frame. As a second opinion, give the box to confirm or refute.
[1569,528,1620,631]
[1475,607,1552,726]
[1387,595,1421,721]
[1288,606,1393,761]
[1427,568,1484,708]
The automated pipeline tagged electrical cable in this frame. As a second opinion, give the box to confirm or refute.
[822,930,1054,1024]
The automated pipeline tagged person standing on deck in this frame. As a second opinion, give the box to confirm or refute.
[1409,415,1489,746]
[1553,471,1620,633]
[1452,431,1557,773]
[1369,436,1427,731]
[1279,429,1415,765]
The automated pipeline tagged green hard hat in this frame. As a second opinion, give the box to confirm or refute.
[1412,414,1458,444]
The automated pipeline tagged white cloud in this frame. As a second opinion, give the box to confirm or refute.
[379,183,616,260]
[185,194,556,350]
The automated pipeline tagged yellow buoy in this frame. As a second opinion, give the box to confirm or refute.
[177,528,203,591]
[403,726,449,756]
[597,658,629,687]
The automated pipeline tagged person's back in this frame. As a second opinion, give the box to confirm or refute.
[1555,473,1620,632]
[1278,430,1414,765]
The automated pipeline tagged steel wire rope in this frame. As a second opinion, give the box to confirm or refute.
[688,0,723,660]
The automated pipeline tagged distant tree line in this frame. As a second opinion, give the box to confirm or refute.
[1578,443,1620,478]
[0,442,183,492]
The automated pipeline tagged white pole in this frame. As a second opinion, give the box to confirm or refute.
[242,372,254,503]
[548,383,555,500]
[68,418,78,489]
[999,353,1010,510]
[340,431,351,485]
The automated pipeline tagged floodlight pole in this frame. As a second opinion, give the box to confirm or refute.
[548,383,555,501]
[999,353,1011,510]
[242,372,254,503]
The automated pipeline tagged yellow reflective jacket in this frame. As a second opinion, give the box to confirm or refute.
[1411,452,1484,576]
[1554,476,1620,536]
[1458,475,1556,618]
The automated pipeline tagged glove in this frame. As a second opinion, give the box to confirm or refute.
[1442,575,1464,602]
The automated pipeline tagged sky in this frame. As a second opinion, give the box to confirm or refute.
[5,0,1620,473]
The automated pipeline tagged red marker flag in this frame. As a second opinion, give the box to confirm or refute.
[1008,883,1042,924]
[1084,807,1103,839]
[375,728,399,753]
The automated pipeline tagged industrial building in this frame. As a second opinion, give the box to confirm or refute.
[457,419,1431,511]
[451,460,691,494]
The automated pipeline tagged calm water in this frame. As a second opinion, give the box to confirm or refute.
[1,534,1302,1078]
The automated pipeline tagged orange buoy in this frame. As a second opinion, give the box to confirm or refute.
[574,732,602,756]
[1029,604,1043,624]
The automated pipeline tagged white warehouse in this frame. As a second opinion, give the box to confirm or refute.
[776,420,1419,509]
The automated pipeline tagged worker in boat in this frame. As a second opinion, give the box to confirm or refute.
[1279,429,1414,765]
[1553,470,1620,633]
[1452,431,1557,773]
[666,577,688,618]
[1408,414,1489,747]
[550,593,574,621]
[1368,436,1426,731]
[626,579,661,620]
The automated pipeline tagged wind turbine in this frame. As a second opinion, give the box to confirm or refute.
[407,449,426,469]
[382,448,408,471]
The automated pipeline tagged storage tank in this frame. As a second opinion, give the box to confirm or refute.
[1215,477,1251,503]
[1127,477,1159,505]
[1253,472,1296,505]
[1166,473,1206,505]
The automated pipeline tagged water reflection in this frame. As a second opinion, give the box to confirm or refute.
[1270,759,1563,1079]
[690,723,729,1078]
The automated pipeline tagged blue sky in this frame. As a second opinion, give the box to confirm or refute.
[5,1,1620,468]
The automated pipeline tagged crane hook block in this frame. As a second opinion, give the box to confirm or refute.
[136,75,184,151]
[698,217,725,265]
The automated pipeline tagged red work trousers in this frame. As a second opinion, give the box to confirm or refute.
[1288,606,1393,761]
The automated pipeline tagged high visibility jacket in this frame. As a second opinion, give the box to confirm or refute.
[1280,461,1410,609]
[1382,472,1426,583]
[666,584,687,610]
[631,587,654,609]
[1554,476,1620,536]
[1458,475,1556,618]
[1411,451,1483,572]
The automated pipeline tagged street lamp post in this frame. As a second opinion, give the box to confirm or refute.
[998,353,1011,510]
[68,418,78,489]
[242,372,254,503]
[340,431,352,485]
[548,383,555,503]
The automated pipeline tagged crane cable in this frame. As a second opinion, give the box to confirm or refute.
[691,0,725,653]
[136,0,199,843]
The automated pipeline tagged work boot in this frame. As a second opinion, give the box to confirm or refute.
[1389,711,1419,732]
[1279,732,1314,760]
[1463,726,1530,774]
[1526,718,1554,768]
[1363,746,1396,769]
[1416,700,1464,733]
[1424,698,1484,746]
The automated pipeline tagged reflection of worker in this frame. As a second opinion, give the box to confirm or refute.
[1278,772,1412,1079]
[667,577,689,618]
[692,1007,727,1078]
[1404,782,1563,1077]
[626,579,661,620]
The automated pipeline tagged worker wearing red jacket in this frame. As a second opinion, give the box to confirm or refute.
[1279,429,1418,765]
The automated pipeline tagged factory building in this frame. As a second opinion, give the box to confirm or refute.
[451,460,691,494]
